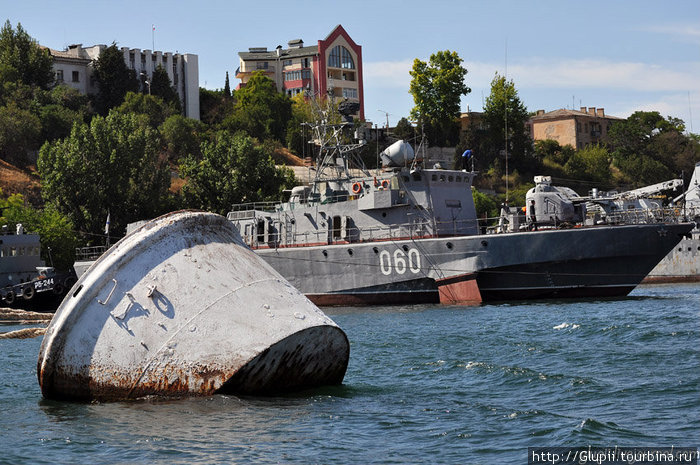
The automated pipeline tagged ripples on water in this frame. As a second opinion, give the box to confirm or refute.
[1,283,698,464]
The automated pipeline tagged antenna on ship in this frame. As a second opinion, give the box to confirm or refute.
[504,38,509,204]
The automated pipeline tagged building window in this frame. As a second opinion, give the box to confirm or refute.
[256,62,269,70]
[302,69,311,80]
[72,71,80,82]
[342,88,357,99]
[283,59,292,67]
[341,47,354,69]
[56,69,64,83]
[302,57,309,68]
[328,45,355,69]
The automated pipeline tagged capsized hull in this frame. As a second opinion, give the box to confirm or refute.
[38,211,349,401]
[256,222,694,305]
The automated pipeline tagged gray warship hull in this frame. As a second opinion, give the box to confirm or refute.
[255,222,693,305]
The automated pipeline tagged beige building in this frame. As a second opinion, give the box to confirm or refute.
[48,44,200,120]
[528,107,623,149]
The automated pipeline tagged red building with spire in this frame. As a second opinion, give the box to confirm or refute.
[236,25,364,120]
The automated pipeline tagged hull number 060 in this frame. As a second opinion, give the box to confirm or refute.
[379,248,421,275]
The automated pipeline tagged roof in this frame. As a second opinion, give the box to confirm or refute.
[42,46,92,63]
[239,45,318,61]
[530,108,623,121]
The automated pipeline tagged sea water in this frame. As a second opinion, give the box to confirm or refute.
[1,283,698,464]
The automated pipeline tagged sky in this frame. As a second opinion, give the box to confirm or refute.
[3,0,699,131]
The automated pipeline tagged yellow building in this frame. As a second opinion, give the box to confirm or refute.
[528,107,623,149]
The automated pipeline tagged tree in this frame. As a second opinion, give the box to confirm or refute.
[608,111,698,186]
[482,73,532,176]
[180,131,296,215]
[160,114,204,162]
[393,117,417,142]
[199,87,234,126]
[92,43,139,115]
[149,65,181,111]
[564,144,611,183]
[409,50,470,146]
[38,112,171,239]
[224,71,292,142]
[0,21,54,89]
[286,93,314,156]
[115,91,179,128]
[223,71,231,99]
[0,102,41,165]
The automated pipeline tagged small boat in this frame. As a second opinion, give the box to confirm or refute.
[0,224,75,307]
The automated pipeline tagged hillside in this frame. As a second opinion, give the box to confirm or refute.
[0,159,42,205]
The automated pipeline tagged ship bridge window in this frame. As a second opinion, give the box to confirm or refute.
[456,175,461,182]
[431,174,437,181]
[10,247,17,256]
[439,175,445,182]
[448,175,454,182]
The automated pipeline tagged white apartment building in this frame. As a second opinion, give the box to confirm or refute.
[49,44,200,120]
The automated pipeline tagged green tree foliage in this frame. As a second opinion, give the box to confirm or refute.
[160,114,204,162]
[92,43,139,115]
[199,87,234,126]
[564,144,611,183]
[0,102,41,165]
[608,111,699,186]
[38,112,171,240]
[180,131,296,215]
[0,189,77,270]
[115,91,179,128]
[286,93,314,156]
[0,20,54,90]
[149,65,181,112]
[224,71,292,142]
[224,71,231,99]
[482,73,532,175]
[409,50,469,146]
[472,188,498,219]
[393,117,417,142]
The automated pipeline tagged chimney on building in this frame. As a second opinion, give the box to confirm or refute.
[597,108,605,117]
[288,39,304,48]
[588,107,596,116]
[580,106,587,113]
[536,109,545,116]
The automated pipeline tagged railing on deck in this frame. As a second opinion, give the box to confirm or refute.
[75,245,107,261]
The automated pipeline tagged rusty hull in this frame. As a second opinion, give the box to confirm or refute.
[37,211,349,401]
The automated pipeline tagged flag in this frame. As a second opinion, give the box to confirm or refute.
[105,212,110,235]
[152,24,155,31]
[461,149,473,159]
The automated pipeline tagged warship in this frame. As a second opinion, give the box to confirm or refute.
[225,103,694,305]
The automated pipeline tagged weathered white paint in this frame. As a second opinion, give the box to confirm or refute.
[38,211,349,401]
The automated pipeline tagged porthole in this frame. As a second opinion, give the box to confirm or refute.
[348,249,354,256]
[322,250,328,257]
[373,247,379,254]
[446,242,453,249]
[402,245,409,252]
[481,240,488,247]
